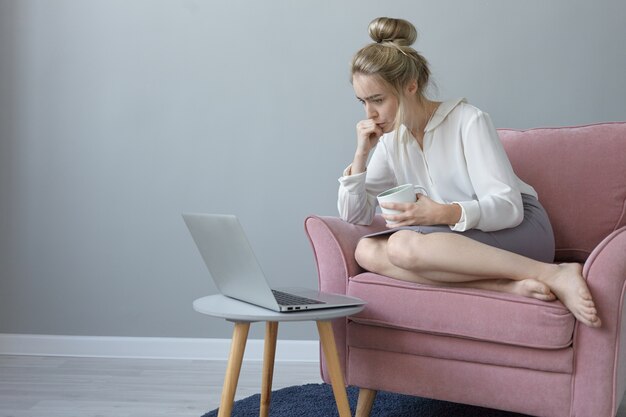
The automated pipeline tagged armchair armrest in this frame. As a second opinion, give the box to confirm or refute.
[304,215,387,294]
[573,226,626,417]
[304,215,387,383]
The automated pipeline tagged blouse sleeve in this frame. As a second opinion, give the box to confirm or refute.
[337,140,396,225]
[451,111,524,232]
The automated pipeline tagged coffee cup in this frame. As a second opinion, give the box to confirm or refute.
[377,184,428,224]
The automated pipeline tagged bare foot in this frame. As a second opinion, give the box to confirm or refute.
[441,278,555,301]
[540,263,601,328]
[507,279,556,301]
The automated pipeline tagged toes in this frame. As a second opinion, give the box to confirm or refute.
[551,264,601,328]
[577,309,602,328]
[527,281,556,301]
[540,287,552,296]
[535,293,556,301]
[578,314,597,327]
[527,280,551,295]
[534,288,556,301]
[530,284,555,300]
[537,288,555,300]
[580,302,595,312]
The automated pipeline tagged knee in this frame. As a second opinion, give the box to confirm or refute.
[387,230,423,270]
[354,238,382,272]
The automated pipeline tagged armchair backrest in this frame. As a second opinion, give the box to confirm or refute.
[498,122,626,262]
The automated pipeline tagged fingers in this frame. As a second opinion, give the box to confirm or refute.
[357,118,381,133]
[383,215,402,227]
[384,216,412,228]
[381,197,427,211]
[381,200,426,227]
[380,202,415,225]
[380,202,412,211]
[356,119,383,150]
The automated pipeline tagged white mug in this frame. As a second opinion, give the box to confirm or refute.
[377,184,428,224]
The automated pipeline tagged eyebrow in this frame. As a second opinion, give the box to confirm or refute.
[357,94,384,102]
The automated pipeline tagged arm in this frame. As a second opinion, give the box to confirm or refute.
[338,138,395,225]
[379,194,463,227]
[453,111,526,232]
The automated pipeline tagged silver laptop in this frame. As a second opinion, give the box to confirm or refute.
[182,213,365,312]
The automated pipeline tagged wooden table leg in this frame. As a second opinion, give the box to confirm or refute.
[218,322,250,417]
[260,321,278,417]
[317,320,352,417]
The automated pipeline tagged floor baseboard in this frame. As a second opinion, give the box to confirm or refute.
[0,333,320,362]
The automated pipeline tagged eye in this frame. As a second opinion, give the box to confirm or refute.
[372,98,384,104]
[357,98,365,105]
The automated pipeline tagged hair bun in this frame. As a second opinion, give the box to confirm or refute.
[368,17,417,46]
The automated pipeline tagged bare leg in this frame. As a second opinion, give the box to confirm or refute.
[355,232,600,327]
[356,236,555,300]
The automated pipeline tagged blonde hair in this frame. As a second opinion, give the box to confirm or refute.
[351,17,431,134]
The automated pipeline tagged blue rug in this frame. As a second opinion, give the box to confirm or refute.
[201,383,531,416]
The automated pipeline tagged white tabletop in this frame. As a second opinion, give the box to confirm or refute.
[193,294,365,322]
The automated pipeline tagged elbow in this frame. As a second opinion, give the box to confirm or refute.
[338,207,375,226]
[477,196,524,231]
[340,212,374,226]
[338,198,375,225]
[509,210,524,229]
[338,203,353,224]
[510,194,525,227]
[502,199,525,229]
[355,218,375,226]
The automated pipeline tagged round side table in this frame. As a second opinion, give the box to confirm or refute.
[193,294,365,417]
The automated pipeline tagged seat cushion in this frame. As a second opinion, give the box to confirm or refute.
[499,122,626,262]
[347,273,575,349]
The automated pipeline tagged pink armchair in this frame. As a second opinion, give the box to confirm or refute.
[305,122,626,417]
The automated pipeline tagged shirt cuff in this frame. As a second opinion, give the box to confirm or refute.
[449,200,480,231]
[338,164,367,194]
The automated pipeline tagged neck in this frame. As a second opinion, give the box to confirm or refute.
[407,97,436,139]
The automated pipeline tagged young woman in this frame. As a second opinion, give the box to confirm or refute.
[338,17,601,328]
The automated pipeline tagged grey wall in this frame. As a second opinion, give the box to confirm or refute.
[1,0,625,341]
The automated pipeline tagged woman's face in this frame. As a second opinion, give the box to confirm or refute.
[352,73,399,134]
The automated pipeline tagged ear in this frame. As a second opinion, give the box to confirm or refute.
[405,79,418,96]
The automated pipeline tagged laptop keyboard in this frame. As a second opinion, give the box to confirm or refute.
[272,290,325,306]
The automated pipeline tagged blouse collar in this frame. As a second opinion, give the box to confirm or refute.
[425,97,467,132]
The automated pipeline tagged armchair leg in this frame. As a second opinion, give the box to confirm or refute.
[356,388,377,417]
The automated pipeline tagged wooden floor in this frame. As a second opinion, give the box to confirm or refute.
[1,354,625,417]
[0,355,321,417]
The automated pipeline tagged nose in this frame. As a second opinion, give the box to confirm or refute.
[365,103,378,120]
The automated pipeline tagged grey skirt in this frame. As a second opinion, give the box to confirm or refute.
[364,194,555,263]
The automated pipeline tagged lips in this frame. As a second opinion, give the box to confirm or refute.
[377,122,391,132]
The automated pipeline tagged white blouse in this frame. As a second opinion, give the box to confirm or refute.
[337,98,537,232]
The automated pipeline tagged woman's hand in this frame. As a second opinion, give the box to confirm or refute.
[350,119,383,175]
[356,119,383,155]
[380,194,461,227]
